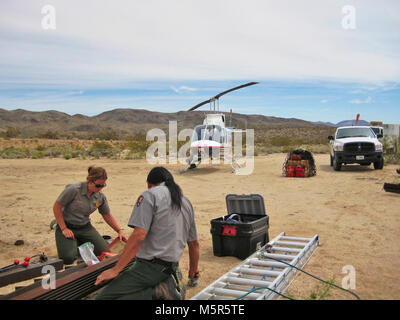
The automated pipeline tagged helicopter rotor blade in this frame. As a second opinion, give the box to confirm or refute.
[187,81,259,111]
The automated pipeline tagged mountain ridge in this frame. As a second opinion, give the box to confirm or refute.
[0,107,332,138]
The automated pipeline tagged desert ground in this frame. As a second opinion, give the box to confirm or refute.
[0,154,399,299]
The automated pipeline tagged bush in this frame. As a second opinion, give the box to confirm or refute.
[38,130,59,139]
[122,140,151,153]
[0,146,30,158]
[31,150,45,159]
[89,141,116,158]
[91,130,120,141]
[383,137,400,164]
[0,127,21,138]
[270,136,293,146]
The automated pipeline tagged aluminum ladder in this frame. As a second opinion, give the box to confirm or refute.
[191,232,319,300]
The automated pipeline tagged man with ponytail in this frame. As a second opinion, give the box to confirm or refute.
[95,166,199,300]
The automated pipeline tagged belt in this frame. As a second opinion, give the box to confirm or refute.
[65,222,91,229]
[136,257,178,274]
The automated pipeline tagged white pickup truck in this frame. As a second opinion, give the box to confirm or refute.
[328,126,384,171]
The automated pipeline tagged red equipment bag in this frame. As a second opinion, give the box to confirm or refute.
[286,166,296,177]
[295,165,305,177]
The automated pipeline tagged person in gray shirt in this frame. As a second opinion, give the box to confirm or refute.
[95,166,200,300]
[53,166,128,264]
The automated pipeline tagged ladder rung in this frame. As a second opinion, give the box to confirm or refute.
[212,287,259,299]
[246,259,287,268]
[225,277,272,287]
[274,241,307,248]
[239,267,281,277]
[281,236,312,242]
[270,247,302,253]
[261,252,296,261]
[229,272,276,282]
[211,295,232,300]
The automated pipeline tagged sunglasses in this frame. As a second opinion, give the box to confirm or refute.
[93,182,106,188]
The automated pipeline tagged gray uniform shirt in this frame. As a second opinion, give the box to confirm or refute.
[56,181,110,226]
[128,182,198,263]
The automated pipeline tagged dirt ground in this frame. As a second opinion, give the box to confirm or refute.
[0,154,399,299]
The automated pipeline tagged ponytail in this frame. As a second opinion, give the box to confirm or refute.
[87,166,107,182]
[147,167,182,210]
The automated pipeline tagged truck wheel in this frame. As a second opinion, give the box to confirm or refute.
[333,156,342,171]
[374,158,384,170]
[330,155,333,166]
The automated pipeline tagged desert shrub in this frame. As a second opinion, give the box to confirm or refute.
[31,150,45,159]
[36,145,47,151]
[126,132,147,141]
[38,130,59,139]
[0,127,21,138]
[0,146,30,158]
[256,145,282,154]
[305,144,330,154]
[382,137,400,164]
[91,130,120,141]
[122,140,151,153]
[89,141,117,158]
[270,136,293,146]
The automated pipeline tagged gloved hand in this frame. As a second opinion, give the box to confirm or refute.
[188,276,198,287]
[188,271,199,287]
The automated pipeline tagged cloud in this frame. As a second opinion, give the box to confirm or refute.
[170,86,198,94]
[349,96,373,104]
[320,99,328,103]
[0,0,399,90]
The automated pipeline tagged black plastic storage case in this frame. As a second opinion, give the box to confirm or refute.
[210,194,269,260]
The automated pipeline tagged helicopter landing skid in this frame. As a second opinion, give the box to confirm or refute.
[231,157,243,173]
[180,162,200,174]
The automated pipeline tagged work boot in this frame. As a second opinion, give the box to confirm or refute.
[152,275,182,300]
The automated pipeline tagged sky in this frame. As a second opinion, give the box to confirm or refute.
[0,0,399,124]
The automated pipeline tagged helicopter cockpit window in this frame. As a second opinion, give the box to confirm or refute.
[192,125,223,143]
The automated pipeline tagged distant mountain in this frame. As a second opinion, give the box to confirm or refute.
[312,121,337,127]
[0,108,331,138]
[313,119,371,127]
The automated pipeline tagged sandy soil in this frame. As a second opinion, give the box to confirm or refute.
[0,154,399,299]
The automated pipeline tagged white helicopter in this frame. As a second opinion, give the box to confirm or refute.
[184,82,259,171]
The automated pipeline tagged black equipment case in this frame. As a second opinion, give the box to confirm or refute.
[210,194,269,260]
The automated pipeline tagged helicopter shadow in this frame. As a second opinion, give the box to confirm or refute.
[177,166,227,176]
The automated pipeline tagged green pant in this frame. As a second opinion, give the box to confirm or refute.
[95,259,172,300]
[55,223,109,265]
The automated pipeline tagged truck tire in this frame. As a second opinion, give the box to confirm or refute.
[374,158,384,170]
[333,156,342,171]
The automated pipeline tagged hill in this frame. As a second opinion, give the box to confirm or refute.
[0,108,329,139]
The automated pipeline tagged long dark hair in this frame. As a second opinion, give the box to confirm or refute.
[147,167,182,210]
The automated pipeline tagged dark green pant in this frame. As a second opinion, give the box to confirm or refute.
[95,259,172,300]
[55,223,109,265]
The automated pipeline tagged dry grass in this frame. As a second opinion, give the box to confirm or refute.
[1,126,336,160]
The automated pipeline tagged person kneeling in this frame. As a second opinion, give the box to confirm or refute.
[94,167,200,300]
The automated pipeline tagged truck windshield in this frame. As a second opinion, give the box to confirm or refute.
[336,127,375,139]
